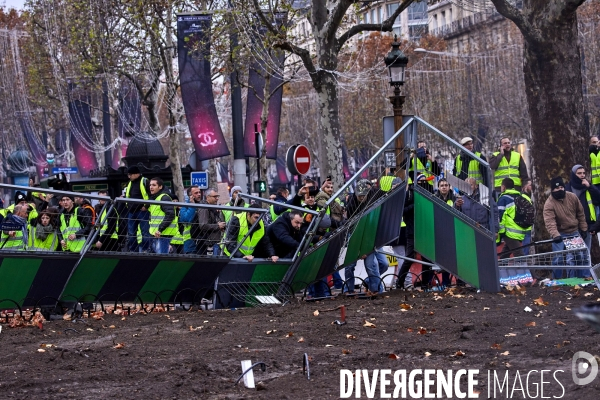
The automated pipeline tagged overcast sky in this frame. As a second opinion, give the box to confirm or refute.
[2,0,25,10]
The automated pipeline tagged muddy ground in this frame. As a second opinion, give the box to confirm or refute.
[1,285,600,399]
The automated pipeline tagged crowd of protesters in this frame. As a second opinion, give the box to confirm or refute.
[1,134,597,295]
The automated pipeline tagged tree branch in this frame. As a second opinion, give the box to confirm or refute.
[489,0,543,44]
[336,0,414,52]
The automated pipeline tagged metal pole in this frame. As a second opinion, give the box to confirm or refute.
[255,124,260,181]
[390,85,405,175]
[229,1,246,192]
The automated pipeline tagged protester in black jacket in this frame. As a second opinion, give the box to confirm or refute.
[267,210,305,258]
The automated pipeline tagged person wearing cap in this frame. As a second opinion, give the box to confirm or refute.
[223,186,248,222]
[147,177,177,254]
[1,191,38,223]
[565,164,600,277]
[543,176,588,279]
[58,194,93,252]
[125,165,151,252]
[223,209,278,262]
[497,178,529,259]
[0,203,30,250]
[453,137,488,185]
[489,137,528,192]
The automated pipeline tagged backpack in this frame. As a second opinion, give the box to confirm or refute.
[80,204,96,225]
[512,194,535,229]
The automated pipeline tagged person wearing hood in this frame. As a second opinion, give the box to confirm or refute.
[565,164,600,277]
[543,176,588,279]
[223,186,248,222]
[589,136,600,189]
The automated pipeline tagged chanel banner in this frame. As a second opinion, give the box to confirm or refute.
[177,14,230,161]
[68,81,98,177]
[243,12,287,159]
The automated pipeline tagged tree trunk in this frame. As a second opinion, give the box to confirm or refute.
[312,71,344,189]
[492,0,587,240]
[163,8,184,202]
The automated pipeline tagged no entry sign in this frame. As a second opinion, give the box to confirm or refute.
[286,145,311,175]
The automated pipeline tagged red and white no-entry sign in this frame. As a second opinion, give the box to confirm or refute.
[286,144,311,175]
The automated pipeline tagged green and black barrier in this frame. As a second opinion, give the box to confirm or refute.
[413,188,500,292]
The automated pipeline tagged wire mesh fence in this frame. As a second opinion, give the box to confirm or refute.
[218,281,295,307]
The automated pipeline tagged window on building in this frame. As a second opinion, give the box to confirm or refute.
[378,7,382,24]
[441,11,446,26]
[365,12,370,23]
[371,9,376,24]
[433,14,438,29]
[448,8,453,23]
[408,1,427,21]
[387,3,401,25]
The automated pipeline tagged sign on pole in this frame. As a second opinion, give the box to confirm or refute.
[286,144,311,175]
[190,171,209,189]
[52,167,78,175]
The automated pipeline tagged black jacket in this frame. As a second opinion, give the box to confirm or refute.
[126,176,150,212]
[566,176,600,233]
[267,212,303,258]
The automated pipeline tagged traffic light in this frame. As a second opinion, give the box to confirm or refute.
[254,180,267,193]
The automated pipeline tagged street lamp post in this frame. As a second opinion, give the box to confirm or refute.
[384,35,409,173]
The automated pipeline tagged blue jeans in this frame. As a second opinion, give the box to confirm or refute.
[152,236,171,254]
[364,249,390,292]
[183,239,197,254]
[127,210,150,252]
[522,231,532,256]
[307,278,329,298]
[552,232,590,279]
[212,244,221,256]
[332,271,343,289]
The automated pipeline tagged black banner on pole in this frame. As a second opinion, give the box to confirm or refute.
[177,14,230,161]
[112,80,142,168]
[243,12,287,160]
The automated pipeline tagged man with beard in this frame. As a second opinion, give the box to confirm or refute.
[315,178,345,227]
[565,165,600,277]
[544,176,588,279]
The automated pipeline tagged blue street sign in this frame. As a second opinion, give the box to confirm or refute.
[52,167,79,174]
[190,171,208,189]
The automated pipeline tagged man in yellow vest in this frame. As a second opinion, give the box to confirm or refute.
[565,164,600,278]
[589,136,600,188]
[125,165,151,252]
[223,209,278,262]
[58,194,93,252]
[497,178,529,259]
[489,137,528,192]
[179,186,202,254]
[0,203,30,250]
[93,190,120,251]
[453,137,488,185]
[148,177,177,254]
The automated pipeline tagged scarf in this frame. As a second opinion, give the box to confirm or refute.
[36,223,54,241]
